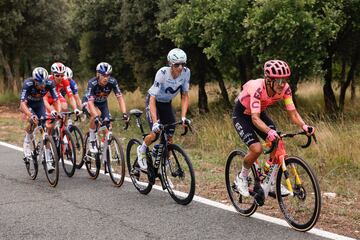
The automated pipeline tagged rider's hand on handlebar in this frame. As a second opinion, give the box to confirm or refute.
[266,129,279,142]
[302,124,315,136]
[74,108,81,116]
[122,113,130,123]
[181,117,191,127]
[30,114,39,124]
[152,121,161,133]
[50,110,58,119]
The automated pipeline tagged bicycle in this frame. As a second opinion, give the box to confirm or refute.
[24,117,60,187]
[126,109,196,205]
[225,131,321,232]
[52,112,77,177]
[81,117,126,187]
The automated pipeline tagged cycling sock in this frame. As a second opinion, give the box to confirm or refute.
[24,133,31,143]
[240,165,250,178]
[139,142,147,153]
[89,128,96,141]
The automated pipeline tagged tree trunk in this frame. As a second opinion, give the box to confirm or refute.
[13,54,21,92]
[350,76,356,102]
[209,63,232,109]
[198,77,209,113]
[322,51,339,114]
[339,46,359,111]
[0,47,14,92]
[289,69,300,107]
[238,56,247,85]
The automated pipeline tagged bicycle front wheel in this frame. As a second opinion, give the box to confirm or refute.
[105,135,125,187]
[25,127,41,180]
[61,129,76,177]
[162,144,195,205]
[68,125,84,169]
[42,135,59,187]
[126,138,152,194]
[83,133,100,179]
[276,156,321,232]
[225,150,257,216]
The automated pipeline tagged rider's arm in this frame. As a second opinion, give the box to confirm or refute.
[149,95,158,123]
[287,109,306,129]
[251,113,272,134]
[88,100,97,117]
[181,92,189,119]
[116,95,127,114]
[74,94,82,108]
[20,101,33,118]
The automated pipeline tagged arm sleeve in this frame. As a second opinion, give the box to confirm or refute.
[48,82,59,100]
[181,68,190,93]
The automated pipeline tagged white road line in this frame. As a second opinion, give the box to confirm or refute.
[0,140,355,240]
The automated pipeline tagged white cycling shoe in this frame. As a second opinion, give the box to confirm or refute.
[235,174,250,197]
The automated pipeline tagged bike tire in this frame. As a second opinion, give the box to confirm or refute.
[162,144,195,205]
[83,133,100,179]
[25,135,39,180]
[126,138,152,194]
[276,156,321,232]
[225,149,257,216]
[61,129,76,177]
[42,135,59,187]
[68,125,84,169]
[105,135,125,187]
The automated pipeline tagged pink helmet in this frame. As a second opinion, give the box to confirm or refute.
[264,60,291,78]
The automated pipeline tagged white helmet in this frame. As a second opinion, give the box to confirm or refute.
[32,67,49,85]
[65,67,73,79]
[51,62,66,74]
[167,48,187,64]
[96,62,112,75]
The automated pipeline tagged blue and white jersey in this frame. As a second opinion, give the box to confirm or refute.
[20,78,58,103]
[83,77,122,104]
[148,66,190,103]
[60,78,78,96]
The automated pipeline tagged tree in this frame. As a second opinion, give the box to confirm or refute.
[245,0,343,109]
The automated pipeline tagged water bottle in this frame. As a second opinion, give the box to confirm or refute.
[263,158,272,174]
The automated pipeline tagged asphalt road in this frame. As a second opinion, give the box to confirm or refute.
[0,144,334,240]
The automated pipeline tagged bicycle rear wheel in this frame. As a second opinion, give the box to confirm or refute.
[225,150,257,216]
[42,135,59,187]
[276,156,321,232]
[68,125,84,169]
[162,144,195,205]
[105,135,125,187]
[83,133,100,179]
[126,138,152,194]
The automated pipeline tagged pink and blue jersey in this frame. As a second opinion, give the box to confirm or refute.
[238,78,295,115]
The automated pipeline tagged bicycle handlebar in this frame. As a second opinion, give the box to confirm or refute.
[263,131,317,154]
[162,120,193,136]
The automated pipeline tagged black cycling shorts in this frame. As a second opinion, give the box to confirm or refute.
[232,99,276,147]
[145,94,176,136]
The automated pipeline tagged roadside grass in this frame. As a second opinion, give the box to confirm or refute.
[1,79,360,237]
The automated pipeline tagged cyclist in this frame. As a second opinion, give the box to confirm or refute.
[62,66,82,109]
[136,48,191,170]
[20,67,60,171]
[233,59,315,198]
[84,62,129,153]
[43,62,81,133]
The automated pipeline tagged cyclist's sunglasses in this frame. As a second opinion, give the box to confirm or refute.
[173,63,186,68]
[100,73,110,77]
[54,74,64,78]
[273,78,288,85]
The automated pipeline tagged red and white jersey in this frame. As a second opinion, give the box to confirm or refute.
[238,78,295,115]
[44,75,73,104]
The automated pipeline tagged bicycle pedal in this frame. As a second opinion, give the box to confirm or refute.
[268,191,276,198]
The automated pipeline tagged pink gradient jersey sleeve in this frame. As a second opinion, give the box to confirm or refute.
[238,78,295,115]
